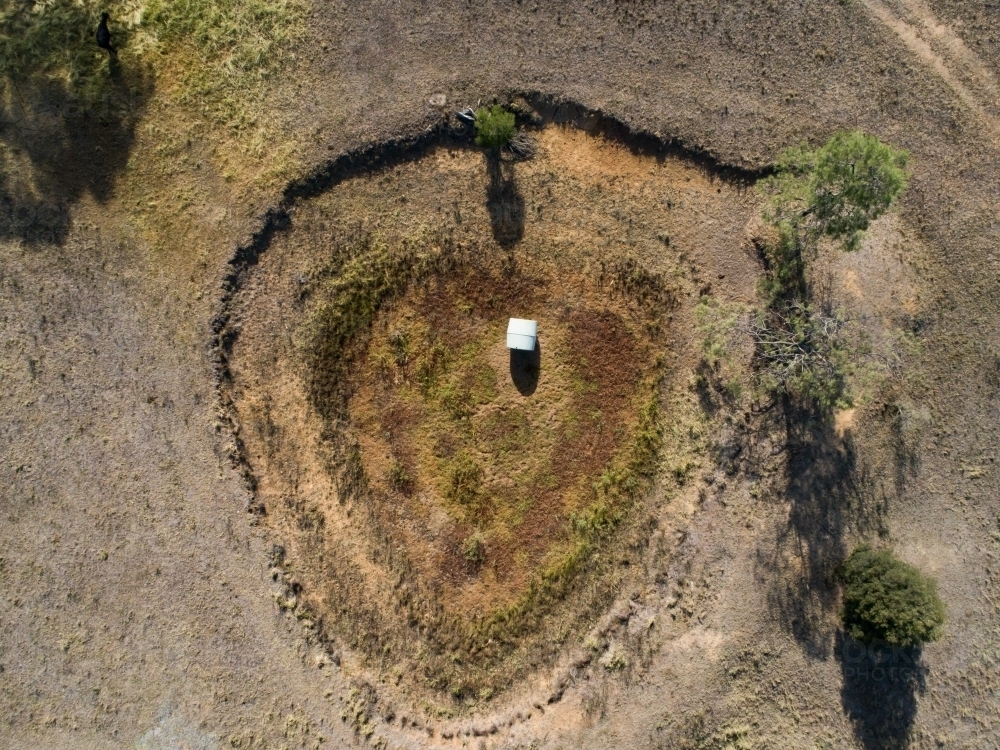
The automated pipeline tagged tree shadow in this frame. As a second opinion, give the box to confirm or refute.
[755,399,890,659]
[509,340,541,396]
[838,633,926,750]
[485,153,525,248]
[885,400,925,502]
[694,360,721,417]
[0,59,151,245]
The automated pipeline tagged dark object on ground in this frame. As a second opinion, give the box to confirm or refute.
[509,340,541,396]
[837,545,946,647]
[96,12,116,56]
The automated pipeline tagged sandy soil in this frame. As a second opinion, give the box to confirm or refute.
[2,1,999,748]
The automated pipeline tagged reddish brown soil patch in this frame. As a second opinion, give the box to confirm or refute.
[346,263,661,618]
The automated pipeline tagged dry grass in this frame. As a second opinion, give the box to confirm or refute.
[296,236,673,700]
[346,262,666,618]
[228,125,762,709]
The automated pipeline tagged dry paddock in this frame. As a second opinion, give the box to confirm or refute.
[2,1,1000,748]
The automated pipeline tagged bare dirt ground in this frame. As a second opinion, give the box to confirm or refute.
[2,1,999,749]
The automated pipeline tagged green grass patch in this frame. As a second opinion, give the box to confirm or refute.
[144,0,303,135]
[301,231,453,419]
[0,0,302,152]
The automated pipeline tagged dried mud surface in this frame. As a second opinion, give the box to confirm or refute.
[2,1,1000,749]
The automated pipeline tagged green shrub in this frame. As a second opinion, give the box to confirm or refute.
[755,221,808,305]
[838,545,945,647]
[764,130,909,250]
[474,105,515,150]
[461,532,485,563]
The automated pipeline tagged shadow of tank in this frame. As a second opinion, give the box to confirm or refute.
[509,341,541,396]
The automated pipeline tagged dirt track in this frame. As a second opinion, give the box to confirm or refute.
[2,1,999,748]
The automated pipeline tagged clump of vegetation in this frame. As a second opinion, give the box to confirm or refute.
[438,380,475,420]
[387,460,411,492]
[445,452,484,514]
[474,105,516,150]
[764,130,910,251]
[387,329,409,366]
[754,221,808,305]
[748,131,910,411]
[694,295,746,402]
[838,545,946,647]
[461,532,485,564]
[415,340,448,393]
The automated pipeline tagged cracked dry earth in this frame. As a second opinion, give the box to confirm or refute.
[3,1,1000,749]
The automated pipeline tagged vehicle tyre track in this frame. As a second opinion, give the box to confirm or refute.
[863,0,1000,140]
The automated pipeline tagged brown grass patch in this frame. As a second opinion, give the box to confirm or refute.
[345,260,663,618]
[227,124,762,705]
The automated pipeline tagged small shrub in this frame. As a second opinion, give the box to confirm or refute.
[599,646,627,671]
[838,545,946,647]
[755,221,808,305]
[461,532,485,564]
[474,105,516,150]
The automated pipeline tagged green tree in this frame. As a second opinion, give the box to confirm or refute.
[838,545,945,647]
[748,131,910,412]
[474,105,516,150]
[765,130,909,250]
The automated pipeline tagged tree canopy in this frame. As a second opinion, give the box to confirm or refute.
[765,130,910,250]
[838,545,946,647]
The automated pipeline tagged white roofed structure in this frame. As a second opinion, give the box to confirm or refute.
[506,318,538,351]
